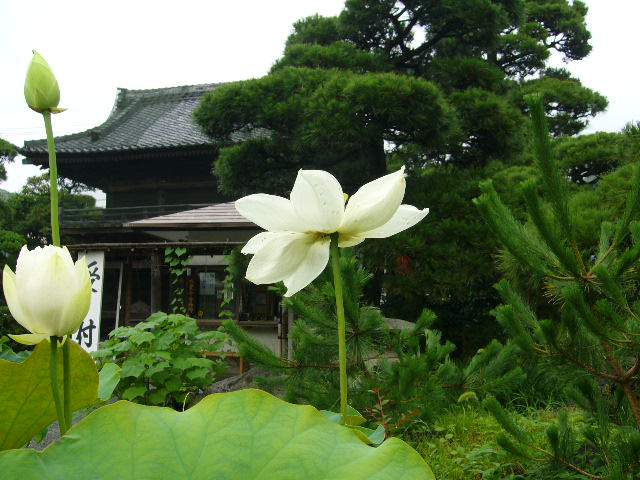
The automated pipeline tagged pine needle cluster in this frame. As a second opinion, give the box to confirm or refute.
[475,95,640,478]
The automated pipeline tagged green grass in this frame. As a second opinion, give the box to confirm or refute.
[406,405,577,479]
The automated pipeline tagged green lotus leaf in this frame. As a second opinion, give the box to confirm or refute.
[0,389,434,479]
[320,404,367,426]
[351,424,386,446]
[0,340,100,450]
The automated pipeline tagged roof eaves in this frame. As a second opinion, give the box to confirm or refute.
[20,82,225,156]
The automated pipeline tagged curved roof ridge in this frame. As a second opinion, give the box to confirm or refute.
[21,82,229,156]
[116,82,226,97]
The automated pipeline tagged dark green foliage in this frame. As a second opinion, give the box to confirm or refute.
[475,96,640,478]
[195,0,602,194]
[196,67,455,195]
[0,229,26,271]
[360,165,507,355]
[0,306,28,349]
[519,68,608,136]
[285,14,342,46]
[0,138,17,182]
[224,251,525,432]
[195,0,604,350]
[555,131,623,184]
[0,174,95,247]
[448,88,526,166]
[274,41,391,73]
[427,56,508,94]
[93,312,229,409]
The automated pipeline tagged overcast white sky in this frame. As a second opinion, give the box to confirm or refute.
[0,0,637,200]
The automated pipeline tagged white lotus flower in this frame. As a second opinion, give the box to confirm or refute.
[235,166,429,296]
[3,245,91,344]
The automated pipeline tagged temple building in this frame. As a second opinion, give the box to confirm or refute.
[20,84,286,359]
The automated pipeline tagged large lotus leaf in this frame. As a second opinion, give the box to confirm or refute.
[0,340,99,450]
[0,389,434,479]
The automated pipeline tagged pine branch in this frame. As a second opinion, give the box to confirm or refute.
[521,179,581,277]
[613,163,640,247]
[487,397,605,479]
[526,95,574,244]
[475,180,554,276]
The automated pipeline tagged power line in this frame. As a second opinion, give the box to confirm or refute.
[0,122,98,131]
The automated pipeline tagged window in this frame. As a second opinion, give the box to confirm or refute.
[186,265,279,322]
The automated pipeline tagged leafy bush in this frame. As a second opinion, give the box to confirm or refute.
[93,312,229,409]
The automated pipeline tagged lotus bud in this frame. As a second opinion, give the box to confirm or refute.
[24,51,65,114]
[3,246,91,344]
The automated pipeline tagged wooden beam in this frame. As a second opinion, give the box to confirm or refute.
[65,241,244,251]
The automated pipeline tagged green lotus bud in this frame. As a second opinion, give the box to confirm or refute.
[24,51,65,114]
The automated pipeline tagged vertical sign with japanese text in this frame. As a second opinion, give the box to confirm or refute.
[72,250,105,352]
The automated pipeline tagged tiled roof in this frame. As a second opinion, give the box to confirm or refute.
[126,202,257,229]
[21,83,240,155]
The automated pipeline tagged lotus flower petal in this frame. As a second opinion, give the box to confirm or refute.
[3,266,31,333]
[246,232,320,285]
[360,205,430,238]
[7,333,50,345]
[282,236,331,296]
[340,167,406,235]
[242,232,281,255]
[3,246,92,339]
[337,235,366,248]
[60,257,92,334]
[290,170,344,233]
[236,194,309,232]
[236,166,427,296]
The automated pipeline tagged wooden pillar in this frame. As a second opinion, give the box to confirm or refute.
[123,256,133,325]
[150,250,162,313]
[287,308,294,360]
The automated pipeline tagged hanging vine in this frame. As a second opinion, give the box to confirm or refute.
[164,247,192,314]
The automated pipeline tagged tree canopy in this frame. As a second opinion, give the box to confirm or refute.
[195,0,605,196]
[194,0,608,352]
[0,139,17,182]
[0,174,95,248]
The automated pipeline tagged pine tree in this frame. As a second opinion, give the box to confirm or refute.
[223,250,525,431]
[474,95,640,478]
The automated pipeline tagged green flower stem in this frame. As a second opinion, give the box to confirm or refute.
[62,338,72,432]
[49,336,68,434]
[330,233,348,424]
[45,111,68,433]
[42,111,60,247]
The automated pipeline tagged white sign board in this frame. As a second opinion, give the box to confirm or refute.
[72,250,105,352]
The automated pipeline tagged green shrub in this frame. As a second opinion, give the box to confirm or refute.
[93,312,229,409]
